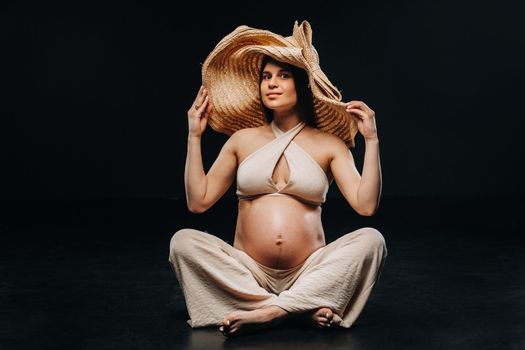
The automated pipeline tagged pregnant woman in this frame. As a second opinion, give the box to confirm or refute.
[169,20,387,337]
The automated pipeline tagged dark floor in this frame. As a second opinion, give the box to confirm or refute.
[1,195,524,350]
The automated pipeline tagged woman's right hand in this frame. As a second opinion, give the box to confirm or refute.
[187,86,212,138]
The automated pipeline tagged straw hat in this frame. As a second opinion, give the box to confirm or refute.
[201,20,358,147]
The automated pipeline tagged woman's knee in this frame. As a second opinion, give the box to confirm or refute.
[356,227,387,256]
[169,228,201,260]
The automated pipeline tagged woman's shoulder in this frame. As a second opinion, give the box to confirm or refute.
[230,124,270,141]
[306,125,348,149]
[227,124,270,149]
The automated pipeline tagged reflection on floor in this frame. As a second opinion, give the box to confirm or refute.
[1,195,523,349]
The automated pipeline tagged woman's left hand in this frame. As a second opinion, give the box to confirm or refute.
[345,101,378,140]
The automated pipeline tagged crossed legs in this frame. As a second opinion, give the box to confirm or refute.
[169,227,387,336]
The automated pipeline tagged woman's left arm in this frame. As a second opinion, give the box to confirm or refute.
[330,100,382,216]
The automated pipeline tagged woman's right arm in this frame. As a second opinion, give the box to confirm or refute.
[184,86,237,213]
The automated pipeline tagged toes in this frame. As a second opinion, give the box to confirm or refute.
[323,309,333,320]
[314,307,339,329]
[220,322,236,337]
[219,322,228,336]
[315,307,333,321]
[318,307,332,316]
[221,313,245,336]
[317,316,328,323]
[317,320,331,329]
[221,318,232,332]
[229,326,238,336]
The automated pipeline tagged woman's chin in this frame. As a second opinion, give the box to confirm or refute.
[263,103,295,112]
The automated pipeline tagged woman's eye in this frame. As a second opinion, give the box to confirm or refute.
[262,73,291,80]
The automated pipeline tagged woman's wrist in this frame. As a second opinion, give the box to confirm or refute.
[188,134,202,142]
[364,136,379,144]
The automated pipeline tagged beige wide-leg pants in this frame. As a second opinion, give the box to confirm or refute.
[168,227,387,329]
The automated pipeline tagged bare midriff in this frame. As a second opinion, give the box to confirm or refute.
[233,194,326,270]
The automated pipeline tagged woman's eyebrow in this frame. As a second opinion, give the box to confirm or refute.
[262,69,292,74]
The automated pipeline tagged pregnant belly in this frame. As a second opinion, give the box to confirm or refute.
[234,194,326,269]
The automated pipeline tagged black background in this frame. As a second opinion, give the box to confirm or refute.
[1,1,525,349]
[2,0,523,201]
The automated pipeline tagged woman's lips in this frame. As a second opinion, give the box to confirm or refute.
[266,93,282,97]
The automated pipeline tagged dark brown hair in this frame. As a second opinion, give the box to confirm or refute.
[258,55,317,128]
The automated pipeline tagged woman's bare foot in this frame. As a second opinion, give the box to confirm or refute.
[219,305,288,337]
[308,307,342,329]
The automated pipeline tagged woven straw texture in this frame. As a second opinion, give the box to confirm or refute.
[201,20,358,147]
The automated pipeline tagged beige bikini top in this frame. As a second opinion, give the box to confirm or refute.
[236,121,331,206]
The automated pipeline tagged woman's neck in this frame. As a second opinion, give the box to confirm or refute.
[272,110,302,132]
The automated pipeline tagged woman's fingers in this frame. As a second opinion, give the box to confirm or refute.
[197,85,204,98]
[347,101,375,116]
[205,97,213,113]
[203,98,213,119]
[192,86,206,110]
[186,86,210,137]
[200,97,210,121]
[346,100,369,110]
[190,87,210,119]
[347,107,367,120]
[200,96,209,113]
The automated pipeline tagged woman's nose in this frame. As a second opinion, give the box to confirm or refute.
[268,77,278,88]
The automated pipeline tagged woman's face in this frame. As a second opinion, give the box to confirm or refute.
[260,61,297,112]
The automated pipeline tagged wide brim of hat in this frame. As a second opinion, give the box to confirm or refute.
[201,24,358,147]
